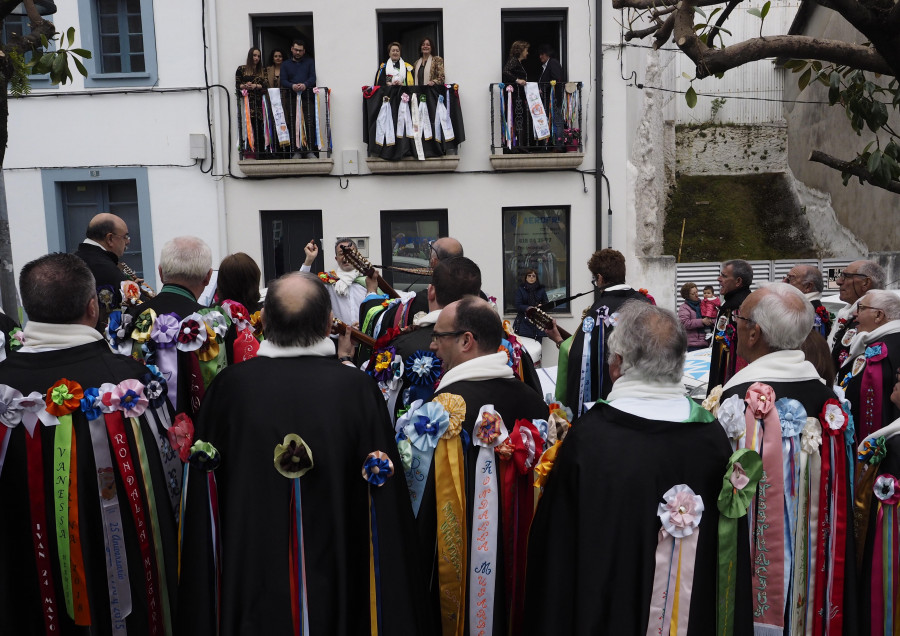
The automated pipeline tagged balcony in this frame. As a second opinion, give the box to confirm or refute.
[361,84,465,173]
[236,87,334,177]
[489,81,584,171]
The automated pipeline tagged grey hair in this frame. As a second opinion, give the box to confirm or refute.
[159,236,212,283]
[799,265,824,293]
[865,290,900,321]
[748,282,814,351]
[334,237,354,250]
[858,260,886,289]
[725,259,753,287]
[606,301,686,384]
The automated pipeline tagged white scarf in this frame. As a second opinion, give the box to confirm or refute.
[414,56,433,83]
[436,351,515,391]
[722,349,824,390]
[804,291,822,303]
[385,58,408,85]
[20,321,105,353]
[256,337,335,359]
[414,308,441,327]
[332,268,360,297]
[848,319,900,358]
[827,299,859,348]
[605,374,691,421]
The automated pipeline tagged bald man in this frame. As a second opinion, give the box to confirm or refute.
[73,213,135,327]
[177,272,432,635]
[784,263,832,336]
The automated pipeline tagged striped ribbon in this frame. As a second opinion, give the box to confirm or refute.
[241,89,254,151]
[53,416,76,618]
[506,85,514,148]
[289,479,310,636]
[261,93,272,152]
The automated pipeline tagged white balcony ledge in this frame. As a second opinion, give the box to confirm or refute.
[366,156,460,174]
[238,158,334,177]
[489,153,584,171]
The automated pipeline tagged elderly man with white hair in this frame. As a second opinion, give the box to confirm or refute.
[717,282,856,635]
[839,288,900,445]
[829,259,886,369]
[525,301,749,635]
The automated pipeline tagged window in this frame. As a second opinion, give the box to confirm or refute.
[376,10,442,70]
[380,209,448,294]
[500,10,567,81]
[77,0,157,86]
[252,14,315,68]
[41,167,156,285]
[1,11,53,87]
[501,206,570,314]
[260,210,323,284]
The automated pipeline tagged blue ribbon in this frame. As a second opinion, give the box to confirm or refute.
[401,402,449,517]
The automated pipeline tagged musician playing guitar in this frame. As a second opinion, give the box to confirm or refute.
[301,238,374,326]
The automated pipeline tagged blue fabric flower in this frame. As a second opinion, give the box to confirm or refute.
[80,387,103,420]
[775,398,806,437]
[404,401,450,452]
[405,350,442,385]
[362,452,394,487]
[866,344,884,359]
[499,339,515,368]
[141,365,168,409]
[107,311,123,346]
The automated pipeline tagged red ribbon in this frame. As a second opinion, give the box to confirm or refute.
[105,411,163,635]
[26,426,61,634]
[231,329,259,363]
[186,352,206,417]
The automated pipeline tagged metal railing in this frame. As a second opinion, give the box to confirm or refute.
[236,87,332,160]
[490,81,583,154]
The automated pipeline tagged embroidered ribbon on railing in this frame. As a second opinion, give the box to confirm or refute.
[363,451,395,636]
[325,88,333,150]
[505,85,514,149]
[185,440,220,631]
[501,418,540,636]
[855,436,887,569]
[296,93,308,151]
[469,406,508,636]
[87,399,131,633]
[275,434,314,636]
[105,410,163,635]
[312,88,322,151]
[399,400,450,516]
[151,312,181,411]
[375,96,395,147]
[431,392,467,636]
[434,94,455,143]
[267,88,291,148]
[396,93,413,139]
[418,94,433,140]
[860,343,888,442]
[409,93,426,160]
[241,89,255,151]
[261,93,272,152]
[871,474,900,636]
[549,81,556,141]
[812,398,849,636]
[646,484,704,636]
[523,82,550,140]
[716,449,762,636]
[741,383,786,635]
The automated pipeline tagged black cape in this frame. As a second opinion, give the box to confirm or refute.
[74,243,130,328]
[524,401,751,635]
[176,354,433,636]
[0,340,178,636]
[708,285,752,395]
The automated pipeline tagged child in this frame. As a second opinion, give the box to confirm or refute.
[700,285,720,340]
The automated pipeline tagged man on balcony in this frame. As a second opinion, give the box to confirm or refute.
[280,40,317,159]
[537,45,566,150]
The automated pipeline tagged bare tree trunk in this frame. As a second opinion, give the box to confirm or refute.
[0,172,18,318]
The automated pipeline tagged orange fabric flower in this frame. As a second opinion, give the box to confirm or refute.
[45,378,85,416]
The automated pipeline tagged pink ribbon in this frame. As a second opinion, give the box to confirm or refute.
[860,342,888,442]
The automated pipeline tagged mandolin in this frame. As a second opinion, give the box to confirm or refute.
[331,318,376,349]
[525,305,572,341]
[118,261,156,298]
[339,244,400,299]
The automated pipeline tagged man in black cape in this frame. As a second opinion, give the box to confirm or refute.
[0,253,178,635]
[415,296,547,635]
[721,282,857,633]
[784,263,833,336]
[177,272,432,636]
[526,300,749,634]
[828,259,884,370]
[707,258,753,395]
[546,248,651,415]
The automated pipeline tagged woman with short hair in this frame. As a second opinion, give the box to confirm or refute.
[678,282,712,351]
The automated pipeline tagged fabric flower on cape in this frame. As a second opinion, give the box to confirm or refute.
[874,474,900,505]
[220,300,252,331]
[402,401,450,451]
[115,312,133,343]
[45,379,84,417]
[79,387,103,421]
[97,286,115,313]
[0,384,24,427]
[188,440,220,472]
[249,310,264,338]
[658,484,704,538]
[175,313,208,352]
[475,410,504,446]
[362,451,394,487]
[406,351,441,383]
[167,414,195,462]
[197,323,220,362]
[775,398,806,437]
[717,394,745,441]
[395,398,424,435]
[201,309,230,339]
[110,379,149,417]
[8,327,23,351]
[432,393,466,439]
[140,365,168,409]
[717,449,763,519]
[511,419,541,475]
[370,347,398,384]
[97,383,119,414]
[274,433,314,478]
[821,398,847,434]
[131,308,157,343]
[151,313,181,349]
[16,391,57,431]
[746,383,775,419]
[702,384,724,416]
[121,280,141,305]
[800,418,823,454]
[859,437,887,464]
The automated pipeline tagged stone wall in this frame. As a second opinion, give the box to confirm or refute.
[675,123,788,176]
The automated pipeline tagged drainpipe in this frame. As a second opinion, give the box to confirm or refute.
[595,0,607,250]
[204,0,228,259]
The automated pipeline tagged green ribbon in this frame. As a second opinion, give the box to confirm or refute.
[54,416,75,619]
[554,335,573,405]
[717,448,763,636]
[158,284,198,302]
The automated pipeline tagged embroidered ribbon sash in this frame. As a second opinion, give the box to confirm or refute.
[523,82,550,140]
[410,93,426,160]
[860,343,888,442]
[400,400,450,517]
[870,474,900,636]
[375,97,395,147]
[505,86,514,148]
[267,88,291,147]
[418,95,433,140]
[576,316,594,417]
[362,451,395,636]
[434,94,454,143]
[789,417,821,635]
[396,93,413,139]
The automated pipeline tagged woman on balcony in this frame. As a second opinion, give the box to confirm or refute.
[264,48,285,89]
[236,47,265,159]
[236,47,265,93]
[412,37,444,86]
[374,42,414,86]
[502,40,529,86]
[502,41,530,150]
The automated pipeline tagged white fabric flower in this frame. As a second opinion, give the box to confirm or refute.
[801,418,822,454]
[717,394,745,440]
[658,484,704,538]
[702,385,723,416]
[823,403,846,431]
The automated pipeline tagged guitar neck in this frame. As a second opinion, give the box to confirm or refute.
[333,320,377,349]
[373,272,400,299]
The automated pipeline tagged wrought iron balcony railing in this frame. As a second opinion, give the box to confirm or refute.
[490,81,583,154]
[236,87,332,160]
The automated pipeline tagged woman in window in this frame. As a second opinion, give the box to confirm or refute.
[236,47,265,158]
[412,37,444,86]
[236,47,265,93]
[264,48,285,89]
[514,268,550,342]
[374,42,413,86]
[502,40,529,86]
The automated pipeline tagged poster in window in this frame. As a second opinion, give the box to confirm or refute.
[502,207,569,314]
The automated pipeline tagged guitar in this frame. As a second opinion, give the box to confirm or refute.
[525,305,573,341]
[331,318,376,349]
[118,261,156,298]
[339,244,400,299]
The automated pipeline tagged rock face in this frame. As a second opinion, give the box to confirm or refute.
[675,123,789,176]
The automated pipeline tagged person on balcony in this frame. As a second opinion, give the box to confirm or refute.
[375,42,413,86]
[538,44,566,150]
[264,48,285,89]
[235,47,264,94]
[236,47,265,158]
[412,37,444,86]
[280,40,318,159]
[502,41,530,150]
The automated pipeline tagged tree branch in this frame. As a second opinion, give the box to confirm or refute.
[613,0,725,11]
[707,0,743,47]
[810,150,900,194]
[653,12,677,49]
[626,22,662,41]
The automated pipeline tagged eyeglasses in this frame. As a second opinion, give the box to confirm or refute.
[733,309,752,322]
[782,274,797,283]
[431,330,466,342]
[857,303,883,313]
[110,232,130,241]
[837,272,868,282]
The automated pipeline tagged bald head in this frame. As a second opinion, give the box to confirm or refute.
[85,213,130,258]
[786,264,823,294]
[262,272,332,347]
[430,237,463,267]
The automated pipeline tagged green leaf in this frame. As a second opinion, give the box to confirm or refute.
[867,149,882,174]
[682,72,692,80]
[714,72,725,79]
[67,27,75,48]
[867,100,888,132]
[685,86,698,108]
[71,48,92,59]
[40,34,48,48]
[73,56,87,77]
[747,7,762,17]
[760,1,770,18]
[709,7,722,18]
[798,68,812,91]
[694,6,707,18]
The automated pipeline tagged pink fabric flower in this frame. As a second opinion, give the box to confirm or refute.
[167,413,195,462]
[729,462,750,490]
[658,484,704,538]
[110,379,149,417]
[746,382,776,419]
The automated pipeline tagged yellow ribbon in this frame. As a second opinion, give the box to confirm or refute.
[534,440,563,490]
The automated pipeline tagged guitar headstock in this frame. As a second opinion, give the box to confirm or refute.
[339,244,373,278]
[524,306,552,330]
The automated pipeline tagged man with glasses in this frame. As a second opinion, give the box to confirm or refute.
[829,259,885,369]
[784,263,832,336]
[280,40,317,158]
[707,259,753,396]
[74,212,139,329]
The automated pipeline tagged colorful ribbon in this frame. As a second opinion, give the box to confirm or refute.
[860,343,888,442]
[399,400,450,516]
[871,474,900,635]
[363,451,395,636]
[241,89,255,151]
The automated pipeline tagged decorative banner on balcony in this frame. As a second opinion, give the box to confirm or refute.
[267,88,291,148]
[524,83,550,140]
